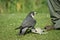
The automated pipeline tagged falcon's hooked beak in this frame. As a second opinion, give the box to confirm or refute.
[34,11,37,15]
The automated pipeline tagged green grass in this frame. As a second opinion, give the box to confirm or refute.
[0,0,60,40]
[0,13,60,40]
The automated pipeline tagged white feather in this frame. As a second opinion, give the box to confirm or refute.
[31,28,48,34]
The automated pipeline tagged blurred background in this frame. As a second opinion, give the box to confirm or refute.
[0,0,48,13]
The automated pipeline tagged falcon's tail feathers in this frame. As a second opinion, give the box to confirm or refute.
[15,26,22,30]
